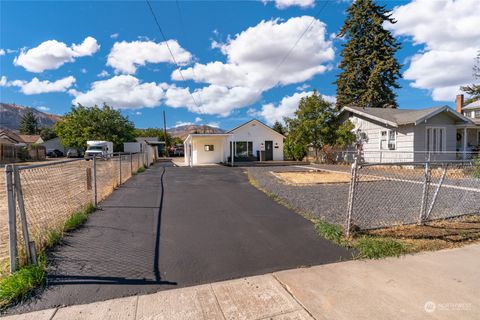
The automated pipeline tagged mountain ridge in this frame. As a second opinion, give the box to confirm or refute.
[0,103,62,130]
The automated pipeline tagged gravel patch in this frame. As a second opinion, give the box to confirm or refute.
[247,166,350,227]
[247,164,480,230]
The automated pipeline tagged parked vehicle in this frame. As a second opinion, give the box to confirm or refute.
[85,141,114,158]
[46,149,64,158]
[174,144,184,157]
[66,148,83,158]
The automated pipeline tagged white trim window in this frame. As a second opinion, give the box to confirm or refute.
[379,129,396,150]
[426,127,446,152]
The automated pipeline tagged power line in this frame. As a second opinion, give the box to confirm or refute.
[266,0,331,90]
[174,0,202,105]
[145,0,200,109]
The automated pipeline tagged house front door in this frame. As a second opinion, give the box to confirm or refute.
[265,140,273,161]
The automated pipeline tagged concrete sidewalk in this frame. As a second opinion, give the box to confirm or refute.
[4,244,479,320]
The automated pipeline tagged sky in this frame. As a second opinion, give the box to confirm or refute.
[0,0,479,130]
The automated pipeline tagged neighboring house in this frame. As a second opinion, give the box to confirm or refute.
[339,103,478,162]
[125,137,163,158]
[184,119,285,166]
[0,129,23,145]
[41,137,67,153]
[0,129,43,145]
[458,94,480,125]
[18,134,43,145]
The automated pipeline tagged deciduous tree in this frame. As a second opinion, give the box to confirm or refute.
[55,104,135,151]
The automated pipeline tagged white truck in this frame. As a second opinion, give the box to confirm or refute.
[85,141,113,159]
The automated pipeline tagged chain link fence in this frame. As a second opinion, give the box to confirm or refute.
[1,151,153,275]
[308,149,478,165]
[346,160,480,235]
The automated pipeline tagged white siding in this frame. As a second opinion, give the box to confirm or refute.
[349,115,415,162]
[226,121,284,161]
[414,112,459,161]
[192,137,225,165]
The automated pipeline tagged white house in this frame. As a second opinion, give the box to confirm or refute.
[184,119,285,166]
[339,103,478,163]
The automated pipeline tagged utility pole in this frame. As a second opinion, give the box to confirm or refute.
[163,110,168,158]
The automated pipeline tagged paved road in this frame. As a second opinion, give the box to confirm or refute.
[9,163,351,314]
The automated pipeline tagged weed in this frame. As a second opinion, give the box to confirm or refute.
[0,253,46,309]
[315,221,345,246]
[355,236,407,259]
[137,166,146,173]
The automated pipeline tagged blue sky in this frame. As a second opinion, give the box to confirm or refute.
[1,0,479,130]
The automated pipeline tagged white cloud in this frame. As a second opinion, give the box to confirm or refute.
[14,37,100,73]
[195,117,203,123]
[206,121,220,128]
[168,16,333,116]
[97,70,110,78]
[172,16,334,92]
[81,68,87,74]
[37,106,50,112]
[4,76,76,95]
[0,76,7,86]
[262,0,316,9]
[389,0,480,101]
[0,49,5,56]
[257,91,336,125]
[70,75,168,109]
[107,40,192,74]
[110,33,119,39]
[165,85,262,116]
[135,111,142,115]
[175,121,194,127]
[296,83,310,91]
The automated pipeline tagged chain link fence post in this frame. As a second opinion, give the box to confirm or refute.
[5,165,17,273]
[13,166,36,265]
[130,152,133,176]
[345,158,359,237]
[418,161,431,225]
[92,156,97,207]
[119,152,122,185]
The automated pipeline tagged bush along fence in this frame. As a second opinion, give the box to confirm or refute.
[345,158,480,237]
[1,151,153,275]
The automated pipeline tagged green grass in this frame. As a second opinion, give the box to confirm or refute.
[355,236,407,259]
[137,166,146,173]
[313,221,407,259]
[45,229,63,248]
[315,221,346,246]
[63,203,94,232]
[0,253,46,309]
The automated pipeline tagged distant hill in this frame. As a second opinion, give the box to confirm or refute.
[0,103,61,130]
[167,124,225,140]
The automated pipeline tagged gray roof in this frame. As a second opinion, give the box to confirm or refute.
[462,100,480,110]
[342,106,472,127]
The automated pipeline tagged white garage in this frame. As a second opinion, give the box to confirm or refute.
[184,119,285,166]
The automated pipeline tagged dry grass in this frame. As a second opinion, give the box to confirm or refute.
[273,170,379,185]
[363,215,480,253]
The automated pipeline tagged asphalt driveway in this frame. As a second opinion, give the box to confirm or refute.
[10,163,351,314]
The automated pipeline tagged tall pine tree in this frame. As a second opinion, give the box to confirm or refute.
[335,0,401,109]
[19,109,39,134]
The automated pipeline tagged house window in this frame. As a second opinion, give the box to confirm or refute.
[426,127,446,152]
[475,110,480,118]
[204,145,214,151]
[379,130,396,150]
[235,141,253,157]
